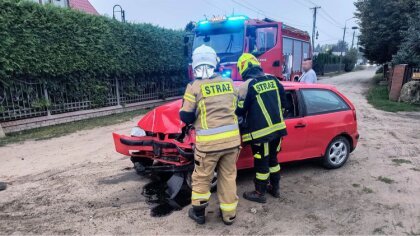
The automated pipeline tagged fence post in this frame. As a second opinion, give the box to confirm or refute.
[43,83,51,117]
[0,124,5,138]
[115,78,121,106]
[389,64,407,101]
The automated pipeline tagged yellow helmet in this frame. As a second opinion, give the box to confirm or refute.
[237,53,261,76]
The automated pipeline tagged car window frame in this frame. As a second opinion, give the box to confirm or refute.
[299,88,351,116]
[284,88,304,119]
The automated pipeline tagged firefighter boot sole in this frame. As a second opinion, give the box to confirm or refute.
[267,189,280,198]
[243,191,267,203]
[267,185,280,198]
[219,209,235,226]
[188,208,205,225]
[0,182,6,191]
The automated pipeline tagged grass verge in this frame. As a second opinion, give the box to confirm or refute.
[367,74,420,112]
[0,109,148,147]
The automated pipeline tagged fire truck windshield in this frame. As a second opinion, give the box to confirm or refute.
[193,29,244,63]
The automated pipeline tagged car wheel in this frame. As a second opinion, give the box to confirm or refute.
[186,171,217,193]
[322,136,350,169]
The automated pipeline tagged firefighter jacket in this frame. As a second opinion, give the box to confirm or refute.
[236,75,288,144]
[180,74,241,152]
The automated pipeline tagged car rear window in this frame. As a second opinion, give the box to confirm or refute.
[301,89,350,115]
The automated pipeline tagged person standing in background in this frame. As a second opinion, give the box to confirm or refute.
[299,58,317,83]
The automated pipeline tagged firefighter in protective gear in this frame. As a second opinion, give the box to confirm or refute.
[236,53,289,203]
[180,45,241,225]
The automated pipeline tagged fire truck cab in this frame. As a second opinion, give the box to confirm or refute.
[187,15,311,81]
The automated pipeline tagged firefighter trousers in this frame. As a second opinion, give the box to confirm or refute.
[250,137,282,193]
[191,147,240,221]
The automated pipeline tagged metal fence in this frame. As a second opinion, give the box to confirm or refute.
[313,63,342,75]
[0,76,187,122]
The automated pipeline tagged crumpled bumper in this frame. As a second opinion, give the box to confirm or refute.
[112,132,194,167]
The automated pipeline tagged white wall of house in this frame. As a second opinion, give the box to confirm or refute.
[30,0,69,8]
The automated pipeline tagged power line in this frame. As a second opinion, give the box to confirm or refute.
[241,0,308,26]
[319,9,342,27]
[201,0,225,14]
[318,14,341,28]
[241,0,266,17]
[294,0,312,8]
[302,0,318,6]
[229,0,311,28]
[230,0,265,17]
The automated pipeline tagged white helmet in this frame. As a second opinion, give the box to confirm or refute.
[192,45,218,79]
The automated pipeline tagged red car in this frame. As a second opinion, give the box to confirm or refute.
[113,80,359,189]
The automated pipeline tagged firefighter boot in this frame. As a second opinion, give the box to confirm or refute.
[219,209,236,226]
[188,204,207,225]
[243,181,267,203]
[267,173,281,198]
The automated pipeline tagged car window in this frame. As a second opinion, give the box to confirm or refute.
[285,90,300,119]
[301,89,349,115]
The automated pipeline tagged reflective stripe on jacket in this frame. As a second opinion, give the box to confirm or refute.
[180,74,241,152]
[236,75,288,144]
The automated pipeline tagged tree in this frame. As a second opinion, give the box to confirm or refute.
[343,48,358,72]
[392,3,420,66]
[354,0,418,64]
[184,21,195,32]
[332,40,349,53]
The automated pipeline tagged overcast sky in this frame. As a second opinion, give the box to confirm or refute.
[90,0,358,47]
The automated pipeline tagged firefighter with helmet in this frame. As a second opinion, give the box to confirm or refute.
[180,45,241,225]
[236,53,289,203]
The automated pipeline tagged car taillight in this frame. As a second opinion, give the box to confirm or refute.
[353,109,357,121]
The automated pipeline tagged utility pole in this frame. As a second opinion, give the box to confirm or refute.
[310,6,321,55]
[351,26,359,49]
[338,17,355,72]
[338,26,346,72]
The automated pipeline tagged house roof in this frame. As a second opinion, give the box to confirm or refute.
[69,0,99,15]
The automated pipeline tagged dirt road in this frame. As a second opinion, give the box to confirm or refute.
[1,68,419,235]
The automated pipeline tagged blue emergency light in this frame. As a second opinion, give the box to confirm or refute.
[197,15,248,26]
[198,20,209,25]
[222,69,232,78]
[227,15,248,21]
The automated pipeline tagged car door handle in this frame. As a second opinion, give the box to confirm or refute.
[294,123,306,128]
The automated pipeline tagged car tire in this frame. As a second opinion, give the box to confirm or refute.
[322,136,350,169]
[186,171,217,193]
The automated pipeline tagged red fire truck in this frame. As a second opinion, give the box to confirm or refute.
[186,15,311,81]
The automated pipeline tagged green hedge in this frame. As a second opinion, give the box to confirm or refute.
[0,0,187,83]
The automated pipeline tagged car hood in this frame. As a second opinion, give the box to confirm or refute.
[138,99,184,134]
[137,81,245,134]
